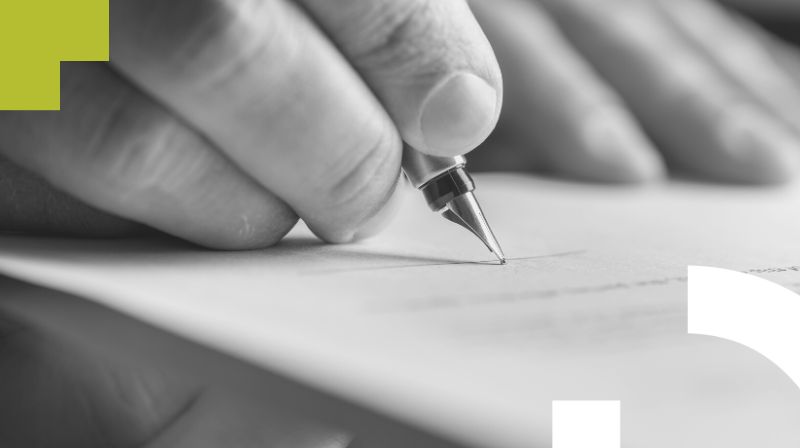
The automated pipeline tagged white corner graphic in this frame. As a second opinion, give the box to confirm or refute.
[688,265,800,389]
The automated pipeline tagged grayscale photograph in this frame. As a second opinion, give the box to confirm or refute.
[2,1,800,447]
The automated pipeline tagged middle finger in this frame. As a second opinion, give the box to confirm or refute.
[541,0,800,183]
[109,0,402,243]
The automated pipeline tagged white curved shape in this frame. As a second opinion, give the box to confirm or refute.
[688,266,800,388]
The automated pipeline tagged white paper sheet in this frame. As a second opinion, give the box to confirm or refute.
[2,174,800,448]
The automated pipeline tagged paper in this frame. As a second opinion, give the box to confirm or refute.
[2,174,800,448]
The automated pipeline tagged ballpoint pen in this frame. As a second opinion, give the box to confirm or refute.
[402,146,506,264]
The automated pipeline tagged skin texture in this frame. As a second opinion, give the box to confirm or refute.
[471,0,800,184]
[0,278,355,448]
[0,1,501,447]
[3,1,800,242]
[2,1,800,447]
[0,0,502,248]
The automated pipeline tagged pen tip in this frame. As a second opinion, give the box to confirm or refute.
[494,249,507,265]
[441,192,507,265]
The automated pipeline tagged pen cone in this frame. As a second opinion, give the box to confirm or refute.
[441,192,506,264]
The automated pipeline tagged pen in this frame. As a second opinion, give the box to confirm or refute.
[402,146,506,264]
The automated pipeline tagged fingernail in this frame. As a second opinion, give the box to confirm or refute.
[720,107,800,183]
[420,72,498,157]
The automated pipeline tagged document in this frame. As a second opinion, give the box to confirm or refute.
[1,174,800,448]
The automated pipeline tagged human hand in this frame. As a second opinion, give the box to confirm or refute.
[470,0,800,184]
[720,0,800,16]
[0,0,502,248]
[0,277,360,448]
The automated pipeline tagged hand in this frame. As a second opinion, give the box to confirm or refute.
[0,277,358,448]
[0,0,502,248]
[720,0,800,15]
[469,0,800,184]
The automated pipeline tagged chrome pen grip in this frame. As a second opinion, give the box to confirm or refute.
[401,146,466,189]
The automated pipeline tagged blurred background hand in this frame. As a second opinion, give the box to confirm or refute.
[470,0,800,184]
[0,277,355,448]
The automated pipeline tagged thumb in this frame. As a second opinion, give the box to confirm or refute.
[299,0,503,158]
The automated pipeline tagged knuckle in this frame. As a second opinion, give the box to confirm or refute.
[121,0,296,88]
[350,0,447,74]
[130,0,242,64]
[321,126,402,225]
[75,89,199,198]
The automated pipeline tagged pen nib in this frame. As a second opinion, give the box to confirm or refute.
[441,192,506,264]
